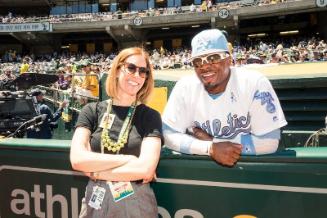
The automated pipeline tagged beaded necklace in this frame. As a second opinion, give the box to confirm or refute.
[101,98,137,153]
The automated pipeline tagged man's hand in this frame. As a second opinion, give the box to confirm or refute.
[190,127,242,166]
[60,100,68,109]
[209,142,242,166]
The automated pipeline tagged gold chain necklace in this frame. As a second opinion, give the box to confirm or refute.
[101,98,136,153]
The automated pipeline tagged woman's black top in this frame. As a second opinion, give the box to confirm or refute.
[76,100,163,156]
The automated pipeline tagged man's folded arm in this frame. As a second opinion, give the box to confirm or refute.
[163,123,212,155]
[163,123,281,156]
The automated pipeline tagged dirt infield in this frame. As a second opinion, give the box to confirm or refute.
[154,61,327,81]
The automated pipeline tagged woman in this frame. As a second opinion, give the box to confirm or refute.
[70,47,162,217]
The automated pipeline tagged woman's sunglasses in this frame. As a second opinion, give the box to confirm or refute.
[123,62,149,78]
[192,53,230,68]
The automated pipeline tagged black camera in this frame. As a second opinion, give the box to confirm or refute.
[0,73,59,137]
[0,91,38,136]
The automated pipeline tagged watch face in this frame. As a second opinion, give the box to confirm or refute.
[133,16,143,26]
[218,8,229,19]
[316,0,327,7]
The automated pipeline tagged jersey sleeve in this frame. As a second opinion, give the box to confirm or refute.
[162,79,192,133]
[249,76,287,135]
[75,102,97,132]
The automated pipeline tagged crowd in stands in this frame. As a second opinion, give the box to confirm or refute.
[1,36,327,74]
[0,34,326,108]
[233,37,327,66]
[0,0,291,24]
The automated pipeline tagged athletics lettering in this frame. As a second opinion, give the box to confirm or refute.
[195,113,251,139]
[10,184,79,218]
[158,206,204,218]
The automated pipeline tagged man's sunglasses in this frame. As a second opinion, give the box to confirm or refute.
[192,53,230,68]
[123,62,149,78]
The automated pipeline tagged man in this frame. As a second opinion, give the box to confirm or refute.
[221,30,233,57]
[73,60,99,106]
[162,29,287,166]
[20,57,30,74]
[80,61,99,98]
[0,65,16,90]
[26,88,67,139]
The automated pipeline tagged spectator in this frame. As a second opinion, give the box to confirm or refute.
[207,0,213,10]
[201,0,207,12]
[26,88,67,139]
[190,3,196,12]
[0,65,16,90]
[20,57,30,74]
[80,60,99,97]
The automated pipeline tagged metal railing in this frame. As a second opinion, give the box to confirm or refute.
[37,73,99,113]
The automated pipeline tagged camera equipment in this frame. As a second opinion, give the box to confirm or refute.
[0,91,36,119]
[6,114,47,138]
[0,91,39,137]
[0,73,59,137]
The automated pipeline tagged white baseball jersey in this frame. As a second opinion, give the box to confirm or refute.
[162,67,287,144]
